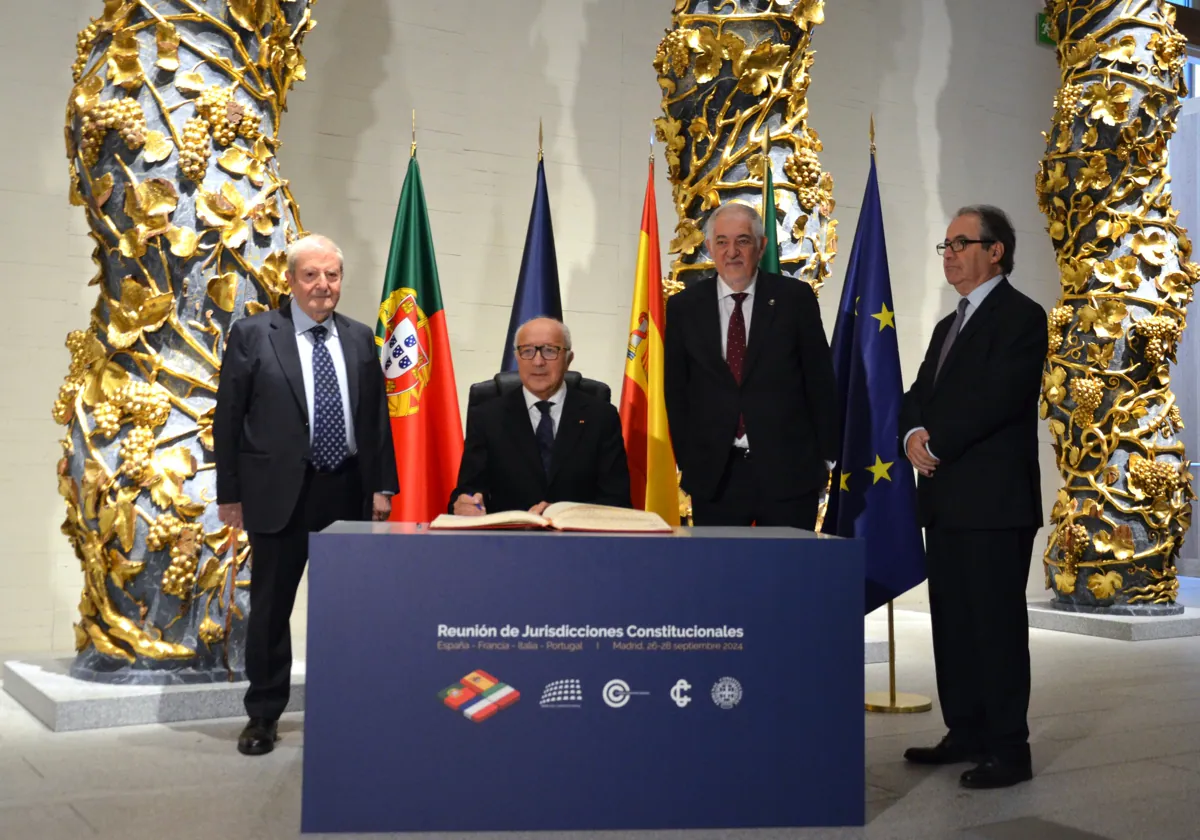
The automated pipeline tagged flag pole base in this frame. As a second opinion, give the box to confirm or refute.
[864,691,932,714]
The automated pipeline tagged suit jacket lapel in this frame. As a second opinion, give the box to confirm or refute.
[335,312,361,415]
[267,303,308,420]
[503,389,547,489]
[934,279,1009,390]
[548,389,585,484]
[742,272,778,381]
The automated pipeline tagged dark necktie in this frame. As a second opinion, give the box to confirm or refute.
[726,292,748,438]
[309,325,348,470]
[534,400,554,475]
[935,298,971,380]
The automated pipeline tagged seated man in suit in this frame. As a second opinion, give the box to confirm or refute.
[450,317,632,514]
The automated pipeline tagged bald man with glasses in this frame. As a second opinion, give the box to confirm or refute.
[449,316,632,515]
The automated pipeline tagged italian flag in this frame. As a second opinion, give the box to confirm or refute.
[376,152,463,522]
[618,159,679,525]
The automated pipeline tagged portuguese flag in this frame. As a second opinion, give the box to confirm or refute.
[376,152,463,522]
[759,141,780,274]
[618,158,679,526]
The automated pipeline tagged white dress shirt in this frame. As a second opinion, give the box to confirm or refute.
[717,274,756,448]
[523,382,567,438]
[904,274,1007,458]
[292,306,357,455]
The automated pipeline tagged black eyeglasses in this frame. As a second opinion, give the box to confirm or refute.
[515,344,567,361]
[936,238,995,256]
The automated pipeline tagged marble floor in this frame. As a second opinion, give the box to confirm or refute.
[3,596,1200,840]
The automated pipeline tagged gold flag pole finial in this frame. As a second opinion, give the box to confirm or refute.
[650,130,655,166]
[411,109,417,158]
[870,113,876,157]
[538,119,544,162]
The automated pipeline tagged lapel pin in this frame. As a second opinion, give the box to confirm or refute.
[769,299,776,306]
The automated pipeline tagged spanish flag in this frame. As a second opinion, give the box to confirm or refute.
[619,159,679,525]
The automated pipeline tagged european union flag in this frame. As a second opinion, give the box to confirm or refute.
[825,155,926,614]
[501,158,563,371]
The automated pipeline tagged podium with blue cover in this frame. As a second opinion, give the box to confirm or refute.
[301,524,865,833]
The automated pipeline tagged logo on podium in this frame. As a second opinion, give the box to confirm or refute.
[437,669,520,723]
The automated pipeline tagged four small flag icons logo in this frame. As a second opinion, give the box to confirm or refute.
[437,669,520,723]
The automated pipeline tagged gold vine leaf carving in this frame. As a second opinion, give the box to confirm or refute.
[156,21,181,72]
[734,41,790,96]
[1094,525,1136,562]
[794,0,825,29]
[229,0,280,32]
[106,30,143,90]
[108,277,173,350]
[1087,570,1124,600]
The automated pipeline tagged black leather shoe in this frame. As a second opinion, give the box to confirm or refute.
[904,735,985,765]
[237,717,279,756]
[960,757,1033,789]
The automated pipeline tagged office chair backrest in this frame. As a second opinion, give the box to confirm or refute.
[467,371,612,409]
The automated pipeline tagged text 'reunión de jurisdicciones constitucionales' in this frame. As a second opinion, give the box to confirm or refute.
[436,624,745,640]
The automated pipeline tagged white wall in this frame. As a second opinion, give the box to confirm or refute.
[0,0,1061,654]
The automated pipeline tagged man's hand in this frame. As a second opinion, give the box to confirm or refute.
[372,493,391,522]
[906,429,939,478]
[453,493,486,516]
[218,502,244,530]
[528,501,550,516]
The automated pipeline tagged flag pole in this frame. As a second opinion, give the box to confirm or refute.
[860,113,931,715]
[411,109,417,158]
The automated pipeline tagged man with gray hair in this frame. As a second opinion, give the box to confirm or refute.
[899,205,1046,789]
[664,200,839,530]
[450,316,631,515]
[215,233,397,756]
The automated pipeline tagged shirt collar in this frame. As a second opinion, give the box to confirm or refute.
[717,273,757,300]
[964,274,1005,311]
[523,381,567,412]
[292,302,337,337]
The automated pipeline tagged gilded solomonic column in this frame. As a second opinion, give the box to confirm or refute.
[654,0,835,293]
[1036,0,1195,614]
[55,0,315,681]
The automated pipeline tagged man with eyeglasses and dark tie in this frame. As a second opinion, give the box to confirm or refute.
[449,316,631,516]
[899,205,1047,789]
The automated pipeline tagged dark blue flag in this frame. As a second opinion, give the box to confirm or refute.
[501,158,563,371]
[825,156,926,614]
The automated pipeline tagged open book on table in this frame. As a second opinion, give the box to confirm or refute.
[429,501,672,533]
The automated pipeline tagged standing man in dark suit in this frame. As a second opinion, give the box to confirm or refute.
[214,234,397,756]
[450,317,631,515]
[664,201,838,530]
[900,206,1047,789]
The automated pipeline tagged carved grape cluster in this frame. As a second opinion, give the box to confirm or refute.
[654,29,692,77]
[1048,305,1073,350]
[1134,315,1180,365]
[79,98,147,168]
[162,525,201,599]
[1069,377,1104,424]
[146,513,184,552]
[1053,83,1084,125]
[784,148,822,188]
[1129,454,1179,500]
[91,401,122,437]
[119,426,157,485]
[72,21,100,82]
[179,115,212,183]
[114,382,171,429]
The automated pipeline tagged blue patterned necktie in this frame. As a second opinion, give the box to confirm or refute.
[535,400,554,475]
[309,324,348,471]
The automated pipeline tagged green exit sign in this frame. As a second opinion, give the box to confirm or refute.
[1037,12,1056,46]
